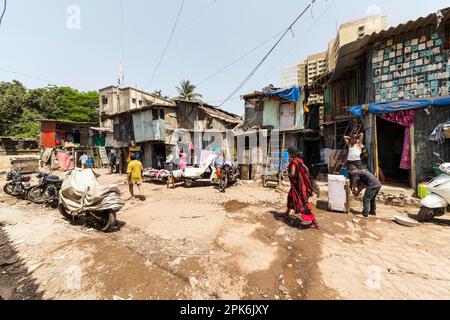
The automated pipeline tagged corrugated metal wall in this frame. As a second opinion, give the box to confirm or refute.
[414,108,450,185]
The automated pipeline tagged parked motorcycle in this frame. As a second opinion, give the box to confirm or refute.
[58,169,124,233]
[3,166,33,199]
[418,153,450,222]
[182,154,219,188]
[216,161,240,193]
[27,171,63,206]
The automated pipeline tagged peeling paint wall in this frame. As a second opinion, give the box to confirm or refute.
[262,99,279,128]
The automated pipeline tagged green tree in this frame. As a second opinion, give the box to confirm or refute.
[0,81,27,136]
[0,81,99,138]
[176,79,202,101]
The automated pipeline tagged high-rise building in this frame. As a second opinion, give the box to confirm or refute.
[327,14,388,71]
[281,59,308,88]
[297,59,307,87]
[281,14,387,104]
[307,52,327,104]
[281,65,299,88]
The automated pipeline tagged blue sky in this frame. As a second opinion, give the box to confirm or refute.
[1,0,449,115]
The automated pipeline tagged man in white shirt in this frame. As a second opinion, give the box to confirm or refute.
[344,133,364,170]
[80,153,89,169]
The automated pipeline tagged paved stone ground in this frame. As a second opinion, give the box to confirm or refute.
[319,194,450,300]
[138,178,450,300]
[1,171,449,300]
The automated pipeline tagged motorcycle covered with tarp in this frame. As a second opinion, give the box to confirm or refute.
[58,169,124,232]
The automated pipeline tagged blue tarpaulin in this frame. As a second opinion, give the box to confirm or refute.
[264,86,301,102]
[349,95,450,117]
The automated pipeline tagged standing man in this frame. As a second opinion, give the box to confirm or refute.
[109,151,117,174]
[349,165,382,218]
[344,133,364,169]
[127,153,146,201]
[80,153,89,169]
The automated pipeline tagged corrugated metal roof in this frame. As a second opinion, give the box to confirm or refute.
[103,103,177,119]
[198,105,242,124]
[90,127,113,133]
[329,7,450,82]
[174,99,242,123]
[38,119,97,125]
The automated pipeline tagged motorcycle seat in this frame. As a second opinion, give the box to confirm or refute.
[45,175,61,182]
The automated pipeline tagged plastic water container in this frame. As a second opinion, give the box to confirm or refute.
[417,183,430,199]
[328,175,349,213]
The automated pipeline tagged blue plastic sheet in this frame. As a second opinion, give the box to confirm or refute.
[264,86,301,102]
[349,95,450,117]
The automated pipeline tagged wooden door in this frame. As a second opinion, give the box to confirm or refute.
[280,103,295,129]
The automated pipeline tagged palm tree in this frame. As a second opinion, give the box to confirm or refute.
[176,80,202,101]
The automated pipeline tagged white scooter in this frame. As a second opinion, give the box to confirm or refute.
[182,154,219,188]
[418,153,450,222]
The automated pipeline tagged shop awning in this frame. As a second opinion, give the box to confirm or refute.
[349,96,450,117]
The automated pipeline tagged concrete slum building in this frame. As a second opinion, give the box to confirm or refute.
[99,86,242,172]
[315,7,450,190]
[238,85,313,181]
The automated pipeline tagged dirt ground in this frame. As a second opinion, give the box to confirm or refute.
[0,169,449,300]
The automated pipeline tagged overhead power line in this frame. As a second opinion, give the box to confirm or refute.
[146,0,186,90]
[218,0,317,107]
[253,0,336,88]
[180,0,216,31]
[0,0,7,29]
[196,29,284,87]
[0,66,92,91]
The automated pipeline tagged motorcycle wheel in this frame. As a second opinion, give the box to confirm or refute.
[184,178,195,188]
[218,175,228,193]
[3,183,18,196]
[27,186,50,204]
[98,211,117,233]
[58,203,75,220]
[417,207,444,223]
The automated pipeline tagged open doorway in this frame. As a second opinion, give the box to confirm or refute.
[152,143,166,169]
[376,117,410,186]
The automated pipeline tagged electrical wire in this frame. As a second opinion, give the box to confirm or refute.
[146,0,186,90]
[196,29,284,87]
[0,66,93,91]
[179,0,216,31]
[252,0,335,89]
[0,0,7,29]
[206,0,333,115]
[218,0,316,107]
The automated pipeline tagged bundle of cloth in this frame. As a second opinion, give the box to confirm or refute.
[143,168,170,180]
[430,121,450,144]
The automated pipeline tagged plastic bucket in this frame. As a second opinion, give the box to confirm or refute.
[417,182,430,199]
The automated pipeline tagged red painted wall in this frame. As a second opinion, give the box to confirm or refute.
[41,122,56,148]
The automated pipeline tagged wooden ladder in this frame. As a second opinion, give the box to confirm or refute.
[330,118,364,175]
